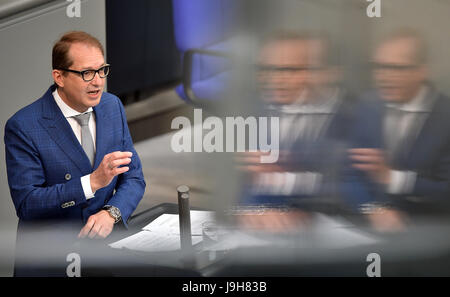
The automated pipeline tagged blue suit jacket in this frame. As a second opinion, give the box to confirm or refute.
[363,89,450,211]
[4,85,146,228]
[241,92,381,210]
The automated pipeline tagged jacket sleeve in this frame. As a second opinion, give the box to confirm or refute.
[410,143,450,203]
[105,98,146,227]
[4,118,86,221]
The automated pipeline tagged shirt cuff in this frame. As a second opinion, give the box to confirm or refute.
[81,174,95,200]
[387,170,417,194]
[252,172,322,195]
[291,172,322,195]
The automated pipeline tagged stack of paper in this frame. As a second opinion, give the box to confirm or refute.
[109,210,215,252]
[142,210,215,235]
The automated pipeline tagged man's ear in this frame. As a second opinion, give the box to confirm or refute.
[420,65,429,81]
[52,69,64,88]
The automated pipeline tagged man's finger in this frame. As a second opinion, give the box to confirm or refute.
[108,151,133,161]
[98,227,112,239]
[112,166,129,176]
[352,163,378,171]
[235,156,261,164]
[109,158,132,168]
[348,148,383,156]
[237,165,271,172]
[97,227,111,239]
[78,218,95,238]
[349,154,383,163]
[88,224,102,239]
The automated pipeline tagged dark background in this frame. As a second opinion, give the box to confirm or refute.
[106,0,181,104]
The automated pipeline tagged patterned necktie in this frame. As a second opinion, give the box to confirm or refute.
[72,112,95,166]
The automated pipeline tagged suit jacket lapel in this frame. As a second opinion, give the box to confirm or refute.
[38,86,93,174]
[406,93,444,168]
[93,101,107,169]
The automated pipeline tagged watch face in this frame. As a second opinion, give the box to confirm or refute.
[105,206,121,223]
[111,209,119,218]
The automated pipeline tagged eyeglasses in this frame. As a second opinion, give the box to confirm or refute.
[257,65,325,73]
[58,64,111,82]
[371,62,419,72]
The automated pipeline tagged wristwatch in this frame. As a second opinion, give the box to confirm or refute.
[358,202,390,215]
[103,205,122,224]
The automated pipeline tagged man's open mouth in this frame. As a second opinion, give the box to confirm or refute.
[87,90,100,96]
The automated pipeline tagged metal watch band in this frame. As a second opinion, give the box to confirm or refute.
[103,205,122,224]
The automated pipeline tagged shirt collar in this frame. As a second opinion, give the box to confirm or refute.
[52,88,93,118]
[386,85,431,112]
[274,87,340,114]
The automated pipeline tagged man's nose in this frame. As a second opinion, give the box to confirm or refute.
[269,72,288,85]
[90,72,103,86]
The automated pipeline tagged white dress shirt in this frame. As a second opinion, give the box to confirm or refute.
[53,89,96,199]
[274,88,340,149]
[385,86,433,194]
[252,89,340,196]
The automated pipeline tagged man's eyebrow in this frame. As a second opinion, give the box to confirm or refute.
[80,63,106,71]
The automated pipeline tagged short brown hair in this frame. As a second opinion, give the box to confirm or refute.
[52,31,104,70]
[378,28,428,64]
[261,30,339,66]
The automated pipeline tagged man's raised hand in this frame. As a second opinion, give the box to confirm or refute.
[90,151,132,192]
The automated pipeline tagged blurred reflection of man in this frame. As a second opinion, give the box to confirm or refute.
[238,32,362,231]
[257,32,343,148]
[350,30,450,231]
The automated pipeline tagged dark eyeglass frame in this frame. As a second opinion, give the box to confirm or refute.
[58,64,111,82]
[370,62,420,72]
[256,65,325,73]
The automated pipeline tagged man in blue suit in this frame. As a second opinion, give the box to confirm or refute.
[237,32,373,231]
[4,31,146,274]
[349,30,450,231]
